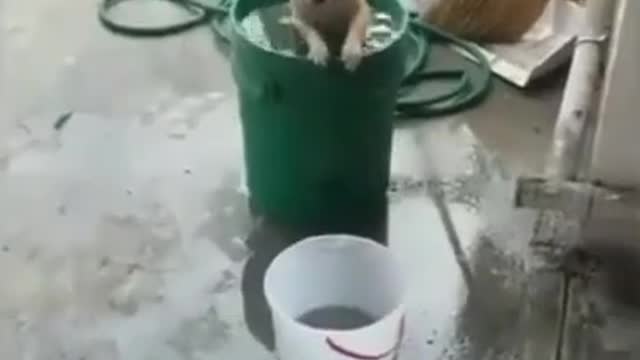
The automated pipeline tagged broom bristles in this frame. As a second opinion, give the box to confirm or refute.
[423,0,551,43]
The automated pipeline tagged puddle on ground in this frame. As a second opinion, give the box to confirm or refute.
[0,92,264,360]
[239,2,403,58]
[0,88,537,360]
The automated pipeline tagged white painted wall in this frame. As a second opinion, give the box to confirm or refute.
[591,0,640,187]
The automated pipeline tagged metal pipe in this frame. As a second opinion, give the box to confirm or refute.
[515,1,617,214]
[545,0,613,182]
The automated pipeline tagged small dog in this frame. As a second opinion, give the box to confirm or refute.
[282,0,371,71]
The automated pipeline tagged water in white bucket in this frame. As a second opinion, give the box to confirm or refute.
[298,305,376,330]
[264,234,406,360]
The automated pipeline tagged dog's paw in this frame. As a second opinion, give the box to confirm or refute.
[307,40,330,66]
[341,39,364,72]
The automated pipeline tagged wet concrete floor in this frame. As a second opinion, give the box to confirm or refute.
[0,0,574,359]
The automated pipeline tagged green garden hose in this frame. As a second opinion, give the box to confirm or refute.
[98,0,492,119]
[397,18,492,118]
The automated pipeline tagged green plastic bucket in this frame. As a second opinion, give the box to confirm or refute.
[231,0,409,231]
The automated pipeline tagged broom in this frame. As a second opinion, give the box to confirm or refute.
[421,0,552,43]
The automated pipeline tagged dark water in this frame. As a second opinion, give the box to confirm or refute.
[297,306,376,330]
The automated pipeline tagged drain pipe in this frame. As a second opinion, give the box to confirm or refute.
[546,0,612,183]
[515,0,616,214]
[518,6,616,359]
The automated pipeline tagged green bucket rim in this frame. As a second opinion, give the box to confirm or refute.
[229,0,410,61]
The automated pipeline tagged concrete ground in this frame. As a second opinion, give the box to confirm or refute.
[0,0,576,359]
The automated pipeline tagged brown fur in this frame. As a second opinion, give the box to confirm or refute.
[288,0,371,70]
[423,0,551,43]
[292,0,361,41]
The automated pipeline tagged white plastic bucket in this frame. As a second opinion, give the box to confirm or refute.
[264,234,406,360]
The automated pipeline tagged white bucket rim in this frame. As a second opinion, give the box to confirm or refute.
[263,233,407,334]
